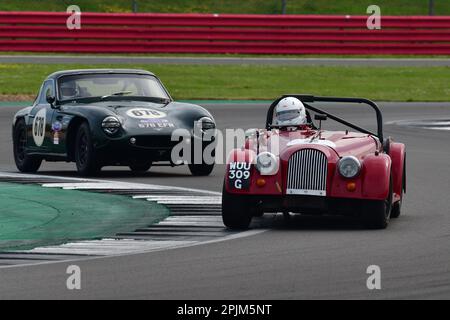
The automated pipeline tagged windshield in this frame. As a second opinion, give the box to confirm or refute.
[58,74,170,102]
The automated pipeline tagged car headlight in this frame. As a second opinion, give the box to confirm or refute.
[256,152,279,176]
[102,116,121,135]
[196,117,216,132]
[338,156,361,178]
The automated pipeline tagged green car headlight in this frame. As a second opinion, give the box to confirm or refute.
[102,116,121,135]
[197,117,216,132]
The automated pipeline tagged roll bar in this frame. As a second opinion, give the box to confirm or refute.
[266,95,384,143]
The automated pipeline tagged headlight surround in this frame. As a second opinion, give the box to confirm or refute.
[338,156,361,179]
[102,116,121,135]
[196,117,216,132]
[256,152,279,176]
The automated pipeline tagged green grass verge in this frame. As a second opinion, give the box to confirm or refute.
[0,63,449,102]
[0,182,170,250]
[1,0,449,15]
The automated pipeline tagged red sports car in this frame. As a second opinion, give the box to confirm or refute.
[222,95,406,230]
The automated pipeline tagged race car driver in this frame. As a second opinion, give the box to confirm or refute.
[274,97,308,128]
[60,81,79,100]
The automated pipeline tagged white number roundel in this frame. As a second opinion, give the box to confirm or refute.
[126,108,167,119]
[32,108,46,147]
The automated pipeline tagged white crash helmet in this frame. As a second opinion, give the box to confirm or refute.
[274,97,307,127]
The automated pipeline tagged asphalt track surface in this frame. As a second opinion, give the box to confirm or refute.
[1,55,450,66]
[0,101,450,299]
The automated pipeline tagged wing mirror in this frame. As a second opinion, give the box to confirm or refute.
[46,95,57,109]
[314,114,327,131]
[314,114,328,121]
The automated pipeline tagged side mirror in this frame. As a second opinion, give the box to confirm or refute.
[46,95,57,108]
[314,114,327,131]
[314,114,328,121]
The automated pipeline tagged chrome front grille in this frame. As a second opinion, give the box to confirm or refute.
[286,149,328,196]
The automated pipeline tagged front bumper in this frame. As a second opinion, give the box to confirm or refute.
[95,134,181,164]
[94,134,212,166]
[245,194,367,216]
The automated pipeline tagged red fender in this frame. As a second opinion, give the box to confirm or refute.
[389,142,406,199]
[361,153,392,200]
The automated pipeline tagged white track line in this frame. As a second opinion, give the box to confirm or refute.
[0,172,266,265]
[0,171,221,195]
[28,240,198,255]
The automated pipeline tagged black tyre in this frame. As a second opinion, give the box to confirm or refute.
[391,200,402,219]
[188,140,215,176]
[391,157,406,219]
[188,163,215,176]
[222,184,253,230]
[363,178,393,229]
[129,162,152,173]
[75,122,100,176]
[13,119,42,173]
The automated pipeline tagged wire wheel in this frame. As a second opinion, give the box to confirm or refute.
[13,119,42,173]
[77,131,89,167]
[75,122,100,176]
[15,126,27,163]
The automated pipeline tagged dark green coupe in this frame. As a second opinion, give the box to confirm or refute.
[12,69,216,176]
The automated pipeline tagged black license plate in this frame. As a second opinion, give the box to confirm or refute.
[228,162,251,190]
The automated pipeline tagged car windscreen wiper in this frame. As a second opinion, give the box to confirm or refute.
[129,96,172,105]
[101,91,133,99]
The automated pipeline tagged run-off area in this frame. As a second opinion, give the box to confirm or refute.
[0,182,169,251]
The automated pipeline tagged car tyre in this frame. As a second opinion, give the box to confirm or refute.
[13,119,42,173]
[222,183,253,230]
[188,163,214,176]
[75,122,100,176]
[188,140,215,176]
[363,177,393,229]
[391,157,406,219]
[391,200,402,219]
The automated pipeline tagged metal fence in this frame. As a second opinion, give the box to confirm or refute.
[1,12,449,55]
